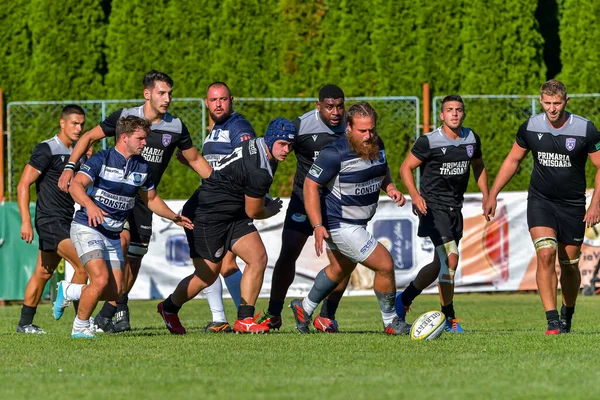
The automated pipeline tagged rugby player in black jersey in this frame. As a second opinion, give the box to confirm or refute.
[260,85,350,333]
[485,80,600,334]
[16,105,89,334]
[158,118,296,334]
[57,71,211,333]
[398,95,488,333]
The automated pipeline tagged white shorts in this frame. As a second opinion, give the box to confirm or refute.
[70,222,124,270]
[326,223,378,263]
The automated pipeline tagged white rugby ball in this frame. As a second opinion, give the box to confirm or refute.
[410,311,446,341]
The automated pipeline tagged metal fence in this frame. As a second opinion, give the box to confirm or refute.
[432,94,600,193]
[7,96,419,200]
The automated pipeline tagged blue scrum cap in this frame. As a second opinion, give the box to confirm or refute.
[264,117,296,152]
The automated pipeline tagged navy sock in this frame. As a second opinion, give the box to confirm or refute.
[267,301,284,317]
[19,305,36,326]
[320,299,340,319]
[163,295,181,314]
[401,282,422,307]
[546,309,559,322]
[116,294,129,312]
[98,302,117,318]
[73,300,79,314]
[238,305,255,319]
[441,302,456,320]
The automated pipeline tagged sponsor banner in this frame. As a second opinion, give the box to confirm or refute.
[65,192,600,299]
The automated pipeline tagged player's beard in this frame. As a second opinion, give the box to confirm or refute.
[347,133,380,161]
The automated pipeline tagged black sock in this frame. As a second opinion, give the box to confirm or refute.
[163,295,181,314]
[267,301,284,317]
[116,294,129,312]
[320,299,340,319]
[307,269,338,305]
[19,305,36,326]
[98,302,117,319]
[560,305,574,322]
[546,309,559,322]
[441,302,456,320]
[238,305,255,319]
[401,282,422,307]
[73,300,79,314]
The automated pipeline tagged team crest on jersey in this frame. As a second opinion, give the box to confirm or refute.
[565,138,576,151]
[162,134,172,147]
[132,173,142,184]
[466,145,474,158]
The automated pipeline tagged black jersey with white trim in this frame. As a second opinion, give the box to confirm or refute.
[193,137,275,222]
[412,127,482,208]
[28,135,85,223]
[292,109,345,199]
[516,113,600,205]
[100,106,193,186]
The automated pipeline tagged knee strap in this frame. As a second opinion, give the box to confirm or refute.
[436,241,459,284]
[127,242,148,258]
[533,237,557,252]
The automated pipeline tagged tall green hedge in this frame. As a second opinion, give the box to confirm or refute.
[1,1,595,199]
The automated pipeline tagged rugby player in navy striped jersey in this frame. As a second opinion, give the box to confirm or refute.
[485,80,600,334]
[290,102,412,335]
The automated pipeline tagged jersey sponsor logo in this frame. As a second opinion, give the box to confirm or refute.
[565,138,576,151]
[312,135,318,142]
[94,189,135,211]
[308,164,323,178]
[81,164,91,171]
[215,246,224,258]
[354,178,382,195]
[360,237,375,255]
[313,150,320,161]
[537,133,543,140]
[466,145,474,158]
[162,134,172,147]
[440,161,469,176]
[441,147,447,154]
[537,152,572,167]
[142,147,165,163]
[291,213,307,223]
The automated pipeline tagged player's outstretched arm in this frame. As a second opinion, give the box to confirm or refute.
[484,143,528,219]
[304,178,328,257]
[58,125,106,192]
[141,189,193,229]
[17,165,41,243]
[584,151,600,228]
[70,172,107,227]
[399,152,425,215]
[179,147,213,179]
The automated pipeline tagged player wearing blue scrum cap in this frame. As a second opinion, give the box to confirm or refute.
[158,118,296,334]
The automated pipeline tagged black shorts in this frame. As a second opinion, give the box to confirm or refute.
[283,191,313,236]
[417,203,463,247]
[125,198,153,244]
[184,217,257,263]
[527,196,585,246]
[35,218,71,252]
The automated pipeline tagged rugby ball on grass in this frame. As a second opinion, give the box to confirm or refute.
[410,311,446,341]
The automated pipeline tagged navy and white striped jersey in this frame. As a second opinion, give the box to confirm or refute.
[202,113,255,166]
[73,148,154,239]
[28,135,86,223]
[306,136,387,229]
[412,127,482,208]
[292,109,346,200]
[516,112,600,205]
[100,106,193,186]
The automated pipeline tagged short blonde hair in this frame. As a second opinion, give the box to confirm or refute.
[540,79,567,99]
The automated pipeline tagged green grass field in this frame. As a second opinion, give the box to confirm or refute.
[2,293,599,400]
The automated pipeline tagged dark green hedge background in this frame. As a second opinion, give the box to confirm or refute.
[2,0,598,199]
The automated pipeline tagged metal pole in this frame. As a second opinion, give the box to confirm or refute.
[422,83,431,134]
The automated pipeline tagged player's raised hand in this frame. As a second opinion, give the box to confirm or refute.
[58,169,74,192]
[411,193,427,216]
[87,204,108,227]
[172,214,194,230]
[313,225,329,257]
[20,221,34,244]
[387,189,406,207]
